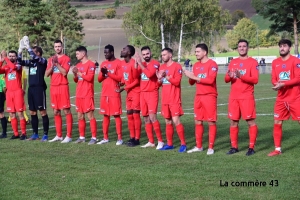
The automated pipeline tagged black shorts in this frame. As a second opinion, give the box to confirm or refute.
[28,87,47,111]
[0,92,5,113]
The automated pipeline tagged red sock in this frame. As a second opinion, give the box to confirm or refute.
[208,124,217,149]
[127,114,135,138]
[103,115,110,140]
[78,119,86,137]
[166,123,174,146]
[54,115,62,137]
[145,123,154,143]
[20,119,26,135]
[90,118,97,138]
[66,113,73,138]
[153,120,163,142]
[195,124,204,148]
[249,125,258,149]
[176,123,186,145]
[273,124,282,148]
[114,116,122,140]
[133,113,141,140]
[11,118,19,136]
[230,126,239,148]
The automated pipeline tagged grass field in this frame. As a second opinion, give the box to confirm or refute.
[251,14,273,30]
[0,74,299,199]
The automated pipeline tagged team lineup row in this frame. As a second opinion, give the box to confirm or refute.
[0,36,299,157]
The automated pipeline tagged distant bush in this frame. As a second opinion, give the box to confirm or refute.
[105,8,116,19]
[84,13,97,19]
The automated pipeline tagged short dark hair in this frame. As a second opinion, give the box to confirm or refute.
[141,46,151,51]
[76,46,87,53]
[8,50,17,56]
[237,39,249,47]
[162,47,173,55]
[278,39,292,47]
[195,43,208,54]
[105,44,114,52]
[32,46,43,56]
[54,39,63,45]
[127,45,135,56]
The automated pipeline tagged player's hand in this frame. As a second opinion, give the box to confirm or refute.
[133,53,142,69]
[234,69,241,78]
[1,50,7,58]
[101,67,108,75]
[272,82,285,91]
[183,70,195,79]
[72,66,78,75]
[52,55,58,65]
[116,88,124,93]
[0,53,3,62]
[119,82,125,87]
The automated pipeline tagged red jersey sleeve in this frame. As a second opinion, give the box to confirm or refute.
[167,64,182,86]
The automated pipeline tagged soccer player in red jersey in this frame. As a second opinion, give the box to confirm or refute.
[158,48,187,152]
[225,39,259,156]
[97,44,123,145]
[119,45,142,147]
[134,46,164,149]
[268,39,300,156]
[184,43,218,155]
[72,46,97,144]
[46,40,73,143]
[0,50,27,140]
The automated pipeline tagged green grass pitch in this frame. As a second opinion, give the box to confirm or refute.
[0,73,299,199]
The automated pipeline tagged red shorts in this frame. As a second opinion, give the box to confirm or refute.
[50,85,71,110]
[194,95,217,121]
[274,100,300,120]
[140,91,158,116]
[228,98,256,120]
[6,89,25,112]
[76,97,94,113]
[126,91,140,111]
[161,103,184,119]
[100,96,122,116]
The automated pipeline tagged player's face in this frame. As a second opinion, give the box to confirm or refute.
[120,46,129,58]
[279,44,290,57]
[141,49,151,62]
[237,42,248,57]
[104,49,113,60]
[8,53,17,63]
[75,51,85,61]
[32,48,40,57]
[195,47,206,60]
[161,50,170,63]
[54,42,63,54]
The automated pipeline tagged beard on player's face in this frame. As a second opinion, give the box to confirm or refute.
[280,50,289,57]
[144,56,151,62]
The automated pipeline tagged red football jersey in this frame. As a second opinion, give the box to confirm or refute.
[271,55,300,101]
[0,57,22,91]
[74,60,95,98]
[160,62,182,104]
[225,57,259,99]
[98,59,122,97]
[140,59,159,92]
[120,58,140,94]
[189,59,218,96]
[47,54,71,86]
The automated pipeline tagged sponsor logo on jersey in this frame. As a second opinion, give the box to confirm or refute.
[30,67,37,75]
[53,66,60,73]
[297,63,300,68]
[162,77,170,84]
[154,65,159,69]
[68,62,71,66]
[256,66,259,70]
[279,70,290,80]
[238,69,246,75]
[8,72,16,81]
[90,67,94,71]
[200,67,204,71]
[123,72,129,81]
[239,63,243,67]
[212,67,217,71]
[122,66,127,70]
[178,69,182,74]
[107,64,112,68]
[282,64,286,69]
[141,72,149,80]
[274,113,279,118]
[197,73,207,78]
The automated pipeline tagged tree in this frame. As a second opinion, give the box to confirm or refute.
[231,10,246,25]
[115,0,120,7]
[226,18,258,49]
[123,0,231,60]
[251,0,265,13]
[260,0,300,54]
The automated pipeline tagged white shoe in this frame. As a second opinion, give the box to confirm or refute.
[141,142,155,148]
[116,140,123,145]
[61,136,72,143]
[156,141,164,150]
[49,136,63,142]
[97,139,109,145]
[207,148,214,155]
[187,146,203,153]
